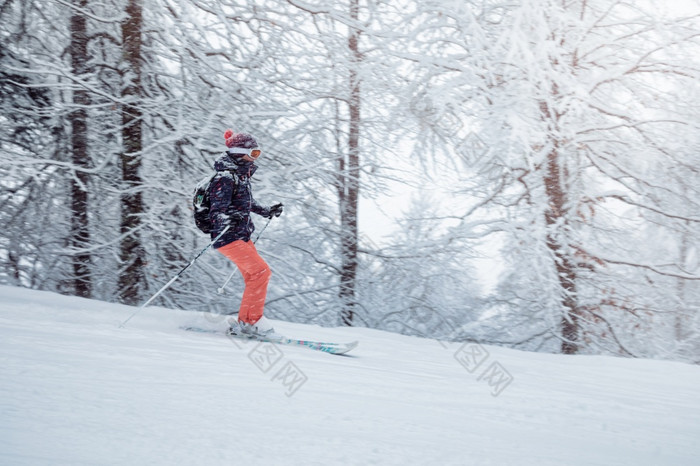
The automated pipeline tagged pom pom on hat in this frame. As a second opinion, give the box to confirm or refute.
[224,129,235,148]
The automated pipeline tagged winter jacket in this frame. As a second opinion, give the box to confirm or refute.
[208,152,271,248]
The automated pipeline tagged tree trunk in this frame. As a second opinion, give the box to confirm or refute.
[339,0,361,326]
[542,137,580,354]
[118,0,145,304]
[69,0,92,298]
[675,220,691,342]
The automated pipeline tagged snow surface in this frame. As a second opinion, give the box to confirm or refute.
[1,285,699,465]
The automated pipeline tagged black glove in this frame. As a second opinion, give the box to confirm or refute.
[268,203,283,218]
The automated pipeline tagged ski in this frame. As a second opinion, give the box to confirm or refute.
[246,334,359,355]
[182,326,358,355]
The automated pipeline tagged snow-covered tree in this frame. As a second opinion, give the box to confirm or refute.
[2,0,697,363]
[413,0,700,357]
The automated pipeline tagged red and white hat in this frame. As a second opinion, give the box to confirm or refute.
[224,129,259,150]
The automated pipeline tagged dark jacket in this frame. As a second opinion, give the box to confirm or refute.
[209,152,270,248]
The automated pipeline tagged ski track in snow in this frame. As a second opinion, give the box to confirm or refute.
[1,285,699,465]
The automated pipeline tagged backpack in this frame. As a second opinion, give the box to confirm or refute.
[192,171,239,234]
[193,173,216,234]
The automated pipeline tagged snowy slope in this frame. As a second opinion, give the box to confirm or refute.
[1,285,699,466]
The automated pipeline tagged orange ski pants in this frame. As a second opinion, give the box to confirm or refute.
[217,240,271,324]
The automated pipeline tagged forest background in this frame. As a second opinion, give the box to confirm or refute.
[1,0,699,361]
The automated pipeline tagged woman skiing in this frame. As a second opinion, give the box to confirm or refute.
[209,129,283,336]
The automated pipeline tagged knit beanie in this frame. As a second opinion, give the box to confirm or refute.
[224,129,258,150]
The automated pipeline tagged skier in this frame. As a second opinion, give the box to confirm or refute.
[209,129,283,337]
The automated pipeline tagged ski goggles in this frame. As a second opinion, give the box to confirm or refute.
[228,147,262,159]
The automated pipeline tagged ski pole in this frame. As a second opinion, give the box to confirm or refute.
[254,216,273,244]
[217,217,272,294]
[217,267,238,295]
[119,225,230,328]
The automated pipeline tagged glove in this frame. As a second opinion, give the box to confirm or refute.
[268,203,284,219]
